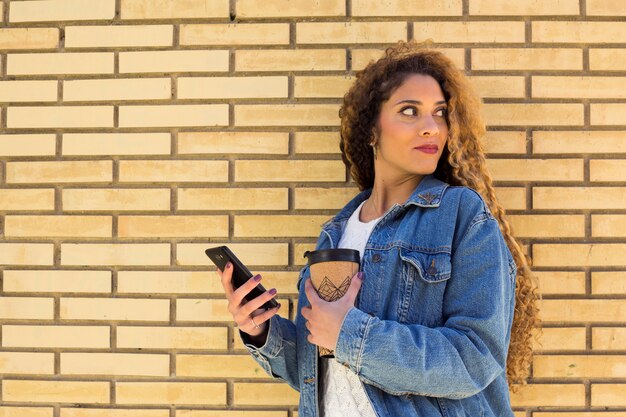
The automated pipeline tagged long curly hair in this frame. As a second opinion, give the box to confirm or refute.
[339,39,542,391]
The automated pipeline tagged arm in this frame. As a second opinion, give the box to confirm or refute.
[334,215,516,399]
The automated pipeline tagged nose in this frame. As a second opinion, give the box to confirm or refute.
[419,115,440,137]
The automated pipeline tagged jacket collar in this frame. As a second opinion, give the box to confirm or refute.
[322,174,449,229]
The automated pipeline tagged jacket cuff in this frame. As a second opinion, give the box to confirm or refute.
[239,314,284,359]
[334,306,372,374]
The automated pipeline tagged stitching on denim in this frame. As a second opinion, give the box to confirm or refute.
[355,314,374,375]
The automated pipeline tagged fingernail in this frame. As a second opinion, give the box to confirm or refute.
[276,303,281,309]
[226,262,232,269]
[269,288,277,295]
[254,274,262,282]
[357,271,364,280]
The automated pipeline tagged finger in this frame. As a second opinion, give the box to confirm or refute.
[239,287,278,318]
[344,271,364,304]
[247,303,282,328]
[304,278,320,306]
[301,305,311,320]
[232,273,263,306]
[218,262,235,299]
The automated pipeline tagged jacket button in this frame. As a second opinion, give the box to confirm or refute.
[372,254,381,263]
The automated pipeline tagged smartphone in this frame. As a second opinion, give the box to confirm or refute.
[205,245,279,310]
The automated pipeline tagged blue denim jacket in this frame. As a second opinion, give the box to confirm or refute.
[240,174,517,417]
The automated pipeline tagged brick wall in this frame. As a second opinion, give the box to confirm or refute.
[0,0,624,416]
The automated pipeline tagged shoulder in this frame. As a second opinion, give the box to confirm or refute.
[443,185,495,221]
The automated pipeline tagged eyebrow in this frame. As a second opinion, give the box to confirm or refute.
[395,99,447,106]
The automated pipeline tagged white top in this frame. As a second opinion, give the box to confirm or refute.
[320,200,384,417]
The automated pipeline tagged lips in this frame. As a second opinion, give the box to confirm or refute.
[414,145,439,151]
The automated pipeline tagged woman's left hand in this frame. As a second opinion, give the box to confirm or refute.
[301,271,364,351]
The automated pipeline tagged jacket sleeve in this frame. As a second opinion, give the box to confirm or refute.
[333,214,517,399]
[239,313,300,392]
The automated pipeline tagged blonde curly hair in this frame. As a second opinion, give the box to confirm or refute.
[338,39,542,391]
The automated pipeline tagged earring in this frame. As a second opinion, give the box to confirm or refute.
[370,140,378,160]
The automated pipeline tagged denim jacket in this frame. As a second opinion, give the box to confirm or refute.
[240,174,518,417]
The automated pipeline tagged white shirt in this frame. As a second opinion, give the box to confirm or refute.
[320,200,384,417]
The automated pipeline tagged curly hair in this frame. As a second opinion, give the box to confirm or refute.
[339,39,542,391]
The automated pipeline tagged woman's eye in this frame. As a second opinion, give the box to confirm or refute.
[400,106,417,116]
[436,108,448,117]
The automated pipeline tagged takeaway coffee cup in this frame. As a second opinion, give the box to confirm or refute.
[303,248,361,358]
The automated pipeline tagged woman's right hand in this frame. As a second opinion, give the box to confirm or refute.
[217,261,282,340]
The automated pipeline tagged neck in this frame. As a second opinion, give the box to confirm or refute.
[365,174,425,217]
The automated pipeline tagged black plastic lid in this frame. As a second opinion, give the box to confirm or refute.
[303,248,360,265]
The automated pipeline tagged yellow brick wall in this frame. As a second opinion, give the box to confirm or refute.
[0,0,624,415]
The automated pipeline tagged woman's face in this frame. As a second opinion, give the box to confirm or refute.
[373,73,449,182]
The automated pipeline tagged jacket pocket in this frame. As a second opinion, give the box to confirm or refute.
[398,247,452,325]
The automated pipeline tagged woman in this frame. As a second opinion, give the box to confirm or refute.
[217,40,541,417]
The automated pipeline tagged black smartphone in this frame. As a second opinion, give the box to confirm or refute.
[205,245,279,310]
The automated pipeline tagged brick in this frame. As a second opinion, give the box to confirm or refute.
[63,188,170,211]
[352,0,461,16]
[7,106,113,128]
[0,352,54,374]
[294,187,359,210]
[482,103,584,126]
[10,0,114,22]
[64,78,170,101]
[176,299,230,322]
[237,0,343,17]
[0,297,53,320]
[297,22,406,44]
[508,215,585,238]
[0,134,56,156]
[6,161,112,184]
[2,380,109,403]
[0,189,55,211]
[61,243,170,266]
[294,243,316,266]
[414,21,525,43]
[494,187,526,210]
[534,355,626,378]
[532,22,626,43]
[587,0,626,15]
[592,215,626,237]
[534,76,626,99]
[592,160,626,182]
[532,327,586,351]
[63,133,170,156]
[3,270,111,293]
[482,131,527,154]
[593,327,626,350]
[592,271,626,295]
[5,215,112,238]
[235,215,330,238]
[118,271,217,294]
[486,159,583,182]
[61,352,169,376]
[176,243,289,267]
[178,131,289,155]
[60,297,170,321]
[509,384,585,406]
[236,104,339,126]
[591,384,626,406]
[469,76,526,99]
[62,410,168,417]
[533,130,626,154]
[0,28,58,50]
[534,244,626,267]
[533,187,626,209]
[294,75,354,98]
[122,0,229,19]
[177,187,288,211]
[118,215,228,238]
[532,271,586,294]
[0,243,54,266]
[7,52,114,75]
[180,23,289,45]
[0,80,57,102]
[178,76,287,99]
[590,48,626,70]
[65,25,173,48]
[177,411,286,417]
[351,48,465,71]
[2,325,109,348]
[176,354,266,378]
[469,0,579,15]
[120,50,228,73]
[236,160,345,182]
[117,326,227,350]
[116,382,226,405]
[233,383,300,406]
[540,300,626,322]
[0,408,52,417]
[294,132,341,154]
[119,104,228,128]
[472,48,582,70]
[236,49,345,72]
[119,160,228,183]
[591,103,626,125]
